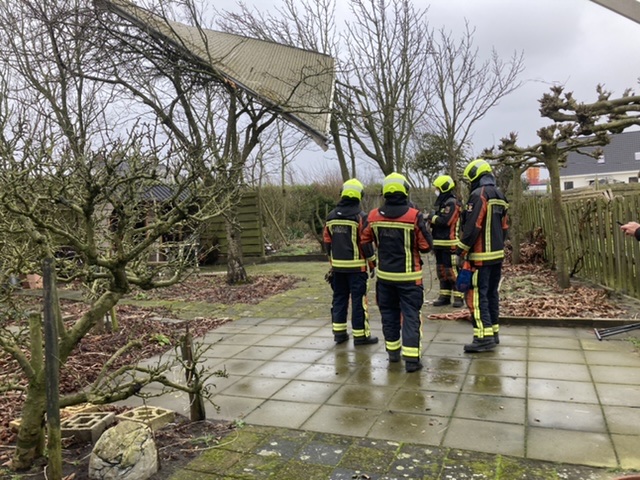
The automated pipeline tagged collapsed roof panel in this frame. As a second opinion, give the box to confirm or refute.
[100,0,335,150]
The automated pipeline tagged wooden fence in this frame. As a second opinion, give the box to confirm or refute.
[520,184,640,299]
[201,190,264,261]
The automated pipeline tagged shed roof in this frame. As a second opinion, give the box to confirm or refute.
[562,130,640,176]
[100,0,335,150]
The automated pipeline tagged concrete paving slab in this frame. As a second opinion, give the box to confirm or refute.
[443,418,525,457]
[527,427,617,468]
[367,410,449,445]
[453,394,526,424]
[591,365,640,384]
[301,405,378,437]
[528,360,592,381]
[243,399,320,428]
[528,378,599,403]
[527,399,607,432]
[612,434,640,470]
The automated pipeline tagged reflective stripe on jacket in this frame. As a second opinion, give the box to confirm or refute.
[323,201,376,272]
[363,200,432,284]
[457,175,509,266]
[430,192,461,250]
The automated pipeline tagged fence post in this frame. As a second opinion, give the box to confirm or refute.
[43,258,62,479]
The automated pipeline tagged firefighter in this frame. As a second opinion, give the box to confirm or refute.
[428,174,463,308]
[323,179,378,346]
[456,159,509,353]
[362,173,433,372]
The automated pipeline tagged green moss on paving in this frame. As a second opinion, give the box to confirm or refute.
[275,460,333,480]
[267,427,313,442]
[226,453,284,478]
[339,445,395,473]
[180,449,243,474]
[217,428,269,454]
[167,468,228,480]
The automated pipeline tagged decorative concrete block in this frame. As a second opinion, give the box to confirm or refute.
[61,403,99,419]
[61,412,116,444]
[116,406,175,431]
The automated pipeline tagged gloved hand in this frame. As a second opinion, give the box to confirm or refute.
[456,268,473,293]
[456,254,464,270]
[369,268,376,279]
[324,269,334,285]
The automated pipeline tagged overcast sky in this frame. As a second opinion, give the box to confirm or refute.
[214,0,640,178]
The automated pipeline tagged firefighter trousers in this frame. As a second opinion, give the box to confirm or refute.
[376,281,423,361]
[331,271,370,339]
[467,262,502,338]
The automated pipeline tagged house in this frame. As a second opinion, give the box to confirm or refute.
[560,130,640,190]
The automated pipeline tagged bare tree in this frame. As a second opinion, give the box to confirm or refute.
[91,0,289,284]
[426,22,525,185]
[0,0,229,469]
[338,0,430,176]
[217,0,431,179]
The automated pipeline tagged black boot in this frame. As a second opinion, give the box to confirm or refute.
[405,360,423,373]
[354,336,379,345]
[452,297,464,308]
[388,350,401,363]
[334,333,349,344]
[463,337,496,353]
[432,296,451,307]
[494,333,500,345]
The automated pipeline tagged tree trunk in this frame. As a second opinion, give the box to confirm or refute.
[224,209,247,284]
[330,115,350,180]
[12,314,46,470]
[545,158,571,289]
[509,168,525,265]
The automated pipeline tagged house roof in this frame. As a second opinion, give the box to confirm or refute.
[562,130,640,176]
[99,0,335,150]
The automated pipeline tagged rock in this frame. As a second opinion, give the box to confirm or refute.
[88,420,158,480]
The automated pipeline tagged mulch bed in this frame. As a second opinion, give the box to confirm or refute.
[0,273,300,478]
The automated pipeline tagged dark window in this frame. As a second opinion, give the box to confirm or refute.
[564,181,574,190]
[630,177,639,183]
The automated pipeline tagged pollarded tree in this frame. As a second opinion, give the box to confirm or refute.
[493,84,640,288]
[0,0,230,470]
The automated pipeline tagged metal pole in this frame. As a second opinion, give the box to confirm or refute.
[594,322,640,340]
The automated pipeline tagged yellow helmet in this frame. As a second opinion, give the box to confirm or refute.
[382,172,410,197]
[341,178,364,200]
[463,159,492,183]
[433,174,455,193]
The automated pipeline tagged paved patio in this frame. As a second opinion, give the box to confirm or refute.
[121,262,640,478]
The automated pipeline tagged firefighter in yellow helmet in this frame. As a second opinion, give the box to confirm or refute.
[428,174,463,308]
[456,159,509,353]
[362,173,433,372]
[323,179,378,346]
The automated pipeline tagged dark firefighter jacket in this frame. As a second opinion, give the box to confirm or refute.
[323,198,376,272]
[456,174,509,266]
[429,191,461,251]
[362,193,433,284]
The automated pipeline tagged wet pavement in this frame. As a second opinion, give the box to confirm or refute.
[121,262,640,479]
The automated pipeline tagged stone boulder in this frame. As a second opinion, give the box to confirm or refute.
[88,420,158,480]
